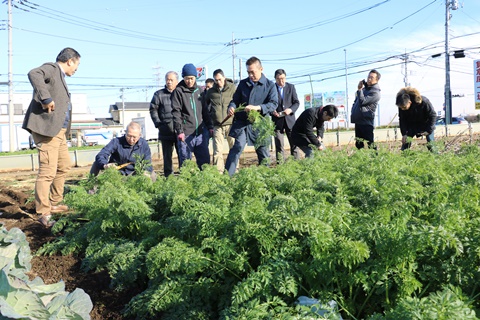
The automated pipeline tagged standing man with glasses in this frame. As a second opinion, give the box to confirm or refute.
[22,47,81,227]
[271,69,300,162]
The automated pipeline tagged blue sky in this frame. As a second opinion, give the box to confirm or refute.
[1,0,479,124]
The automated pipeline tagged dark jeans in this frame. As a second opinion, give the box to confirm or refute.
[160,139,179,177]
[225,128,270,176]
[177,128,210,170]
[355,124,376,149]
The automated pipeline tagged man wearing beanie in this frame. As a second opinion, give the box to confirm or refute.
[172,63,213,169]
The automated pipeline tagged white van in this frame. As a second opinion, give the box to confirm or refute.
[82,129,113,146]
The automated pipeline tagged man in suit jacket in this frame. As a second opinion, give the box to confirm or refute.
[22,47,81,227]
[271,69,300,162]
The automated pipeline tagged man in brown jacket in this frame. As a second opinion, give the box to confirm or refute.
[22,47,81,227]
[204,69,236,171]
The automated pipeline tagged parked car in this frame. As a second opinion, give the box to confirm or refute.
[435,117,468,125]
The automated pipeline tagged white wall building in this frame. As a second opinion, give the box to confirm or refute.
[0,93,103,151]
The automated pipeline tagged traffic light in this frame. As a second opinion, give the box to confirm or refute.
[453,50,465,58]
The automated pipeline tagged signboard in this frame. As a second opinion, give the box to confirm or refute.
[196,66,207,81]
[323,91,346,122]
[304,93,323,109]
[475,60,480,109]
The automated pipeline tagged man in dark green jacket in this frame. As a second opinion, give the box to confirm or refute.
[204,69,236,172]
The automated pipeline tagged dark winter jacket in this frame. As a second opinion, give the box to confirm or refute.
[227,74,278,145]
[350,83,381,126]
[205,78,236,126]
[95,135,152,175]
[172,80,212,136]
[291,107,327,148]
[397,87,436,136]
[149,87,176,141]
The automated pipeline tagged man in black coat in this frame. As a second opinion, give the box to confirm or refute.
[396,87,437,151]
[291,105,338,158]
[149,71,179,177]
[271,69,300,162]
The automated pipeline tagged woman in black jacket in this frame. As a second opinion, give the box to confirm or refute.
[396,87,437,151]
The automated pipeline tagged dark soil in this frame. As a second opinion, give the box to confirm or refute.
[0,136,477,319]
[0,167,131,319]
[0,153,262,319]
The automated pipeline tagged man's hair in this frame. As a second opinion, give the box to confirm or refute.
[127,121,142,133]
[56,48,81,63]
[322,104,339,118]
[274,69,286,78]
[165,71,178,81]
[213,69,224,77]
[205,78,215,85]
[246,56,262,67]
[369,69,381,81]
[396,93,411,107]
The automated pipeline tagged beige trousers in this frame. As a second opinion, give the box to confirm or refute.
[212,125,234,172]
[31,128,71,215]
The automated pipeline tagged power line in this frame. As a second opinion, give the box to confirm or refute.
[11,27,223,54]
[236,0,393,41]
[260,0,439,62]
[8,0,225,46]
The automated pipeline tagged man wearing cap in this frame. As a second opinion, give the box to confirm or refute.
[172,63,213,169]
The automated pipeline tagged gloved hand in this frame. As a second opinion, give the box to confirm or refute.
[177,133,185,142]
[416,132,428,138]
[104,163,117,169]
[209,129,214,138]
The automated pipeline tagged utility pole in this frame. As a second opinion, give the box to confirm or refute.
[308,75,315,108]
[8,0,14,152]
[152,64,162,89]
[120,88,125,128]
[445,0,459,125]
[228,33,240,84]
[402,50,410,87]
[238,58,242,81]
[344,49,349,128]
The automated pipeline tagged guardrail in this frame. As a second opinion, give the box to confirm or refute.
[1,123,478,172]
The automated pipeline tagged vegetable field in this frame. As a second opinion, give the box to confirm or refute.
[36,143,480,319]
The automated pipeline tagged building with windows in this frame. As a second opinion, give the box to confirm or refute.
[0,93,103,151]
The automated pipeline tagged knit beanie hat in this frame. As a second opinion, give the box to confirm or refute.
[181,63,197,78]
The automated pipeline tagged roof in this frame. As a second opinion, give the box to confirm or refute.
[110,102,150,111]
